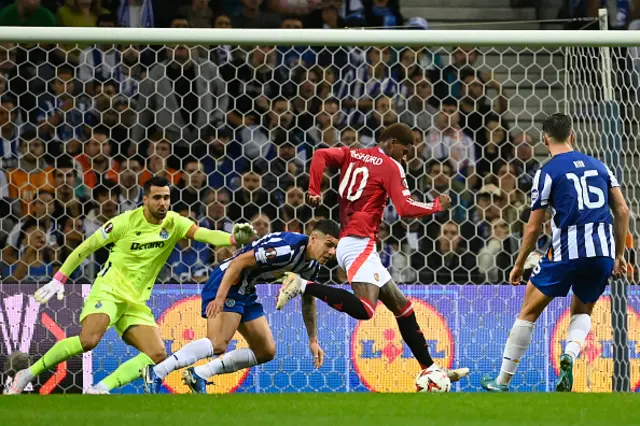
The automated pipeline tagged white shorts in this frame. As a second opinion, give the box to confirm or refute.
[337,236,392,287]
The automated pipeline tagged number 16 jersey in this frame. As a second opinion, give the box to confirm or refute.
[308,146,442,239]
[531,151,619,262]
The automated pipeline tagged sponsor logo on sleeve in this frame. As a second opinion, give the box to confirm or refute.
[265,247,277,260]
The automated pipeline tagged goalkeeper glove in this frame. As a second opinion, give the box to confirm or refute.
[232,223,256,246]
[34,278,65,304]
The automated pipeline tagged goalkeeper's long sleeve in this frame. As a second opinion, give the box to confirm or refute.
[54,232,109,283]
[193,228,234,247]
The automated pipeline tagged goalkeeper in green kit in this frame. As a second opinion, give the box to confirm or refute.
[4,176,256,395]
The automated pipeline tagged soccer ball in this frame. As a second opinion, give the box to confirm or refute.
[415,365,451,393]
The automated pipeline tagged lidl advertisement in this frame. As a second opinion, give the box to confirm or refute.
[2,284,639,393]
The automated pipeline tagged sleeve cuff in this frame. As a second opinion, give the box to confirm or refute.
[230,234,237,246]
[53,272,68,284]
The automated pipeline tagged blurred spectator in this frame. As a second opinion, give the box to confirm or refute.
[36,65,91,142]
[83,184,119,277]
[77,12,120,83]
[459,68,508,148]
[3,189,57,269]
[317,66,338,100]
[398,71,436,131]
[424,221,477,284]
[424,97,476,182]
[165,203,208,283]
[512,131,540,190]
[140,137,181,186]
[462,184,503,253]
[233,0,281,29]
[0,0,55,27]
[223,45,282,129]
[340,47,395,121]
[278,16,317,69]
[261,138,303,191]
[178,0,213,28]
[52,155,85,219]
[56,215,86,280]
[340,127,360,148]
[359,96,398,146]
[305,97,343,148]
[239,97,294,160]
[227,171,275,222]
[117,157,143,211]
[172,156,209,218]
[116,0,156,28]
[433,46,478,101]
[4,220,57,283]
[0,95,22,168]
[201,127,246,191]
[475,115,512,178]
[251,212,271,238]
[290,66,321,129]
[363,0,402,28]
[134,33,228,149]
[56,0,110,64]
[7,131,54,215]
[211,13,233,65]
[74,126,119,189]
[477,217,518,283]
[199,190,233,233]
[424,159,468,224]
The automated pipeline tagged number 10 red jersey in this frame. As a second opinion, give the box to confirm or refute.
[308,146,442,239]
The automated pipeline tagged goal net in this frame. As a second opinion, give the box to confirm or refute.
[0,26,637,394]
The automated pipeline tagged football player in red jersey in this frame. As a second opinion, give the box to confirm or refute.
[277,123,469,382]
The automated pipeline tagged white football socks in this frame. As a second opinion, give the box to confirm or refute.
[153,338,214,379]
[564,313,591,362]
[194,348,258,380]
[497,319,535,386]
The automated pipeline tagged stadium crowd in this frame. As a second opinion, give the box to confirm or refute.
[0,0,547,285]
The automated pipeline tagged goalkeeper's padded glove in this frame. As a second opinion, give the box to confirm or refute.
[34,278,65,304]
[232,223,257,246]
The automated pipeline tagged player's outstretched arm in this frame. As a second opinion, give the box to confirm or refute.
[308,147,349,206]
[302,293,324,368]
[511,209,546,285]
[609,187,631,278]
[206,250,258,318]
[385,164,447,218]
[188,223,256,247]
[34,231,111,303]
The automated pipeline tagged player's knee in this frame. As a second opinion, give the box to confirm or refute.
[211,339,230,356]
[79,331,103,351]
[148,348,168,364]
[255,343,276,364]
[358,298,375,320]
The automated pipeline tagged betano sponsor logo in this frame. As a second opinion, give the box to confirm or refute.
[350,297,453,392]
[551,296,640,392]
[157,296,250,394]
[130,241,166,250]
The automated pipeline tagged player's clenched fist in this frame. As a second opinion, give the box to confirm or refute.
[34,278,65,304]
[307,194,322,207]
[437,194,452,211]
[232,223,256,246]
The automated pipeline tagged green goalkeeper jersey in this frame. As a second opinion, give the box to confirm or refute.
[90,207,194,302]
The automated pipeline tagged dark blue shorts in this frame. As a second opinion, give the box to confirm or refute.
[530,256,614,303]
[201,281,264,323]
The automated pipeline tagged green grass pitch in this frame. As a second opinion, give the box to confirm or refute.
[1,393,639,426]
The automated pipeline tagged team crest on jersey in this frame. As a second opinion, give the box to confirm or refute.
[104,223,113,234]
[159,228,170,240]
[265,247,277,260]
[374,273,380,282]
[225,298,236,308]
[95,301,102,309]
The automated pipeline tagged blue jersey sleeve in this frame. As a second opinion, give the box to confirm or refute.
[252,232,307,267]
[531,168,553,211]
[604,164,620,189]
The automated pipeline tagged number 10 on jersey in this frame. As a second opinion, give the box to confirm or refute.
[339,163,370,201]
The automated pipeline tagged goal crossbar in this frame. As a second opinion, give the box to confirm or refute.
[1,27,640,47]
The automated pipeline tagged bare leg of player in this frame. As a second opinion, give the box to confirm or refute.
[555,295,596,392]
[88,325,167,394]
[4,313,110,395]
[482,281,553,392]
[378,280,469,383]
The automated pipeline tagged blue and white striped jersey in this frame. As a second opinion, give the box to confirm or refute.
[207,232,320,295]
[531,151,619,262]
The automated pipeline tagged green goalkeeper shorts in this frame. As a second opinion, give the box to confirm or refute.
[80,289,157,337]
